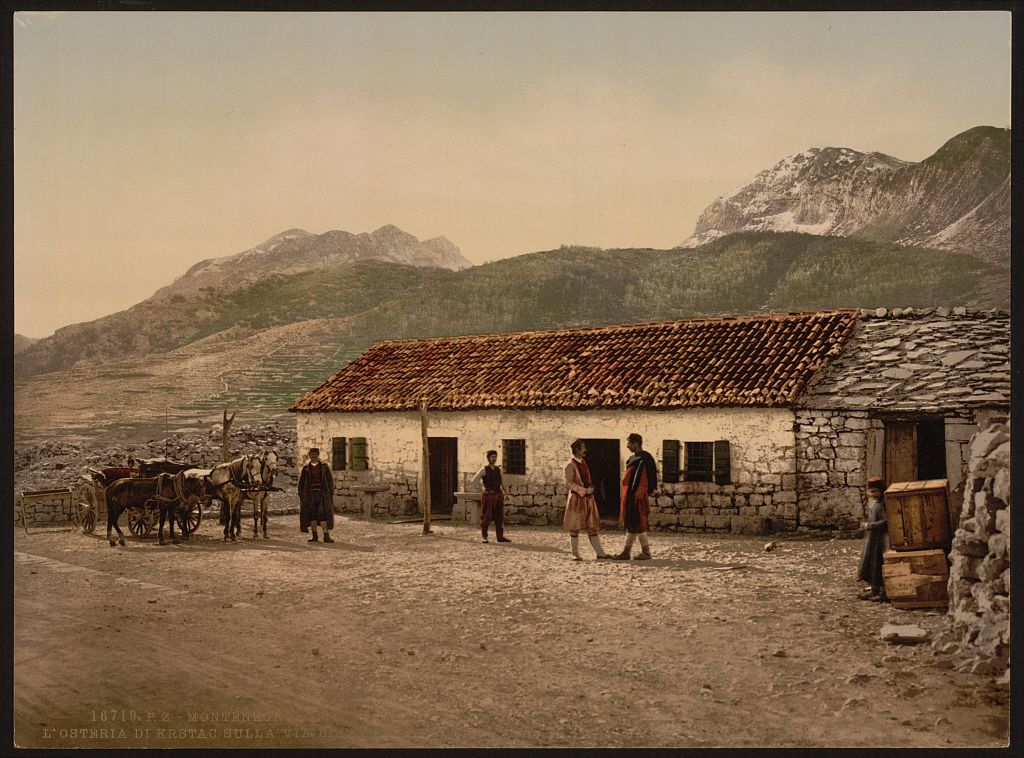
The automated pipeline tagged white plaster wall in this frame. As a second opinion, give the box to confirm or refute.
[294,407,796,489]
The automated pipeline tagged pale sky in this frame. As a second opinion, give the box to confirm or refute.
[14,10,1011,337]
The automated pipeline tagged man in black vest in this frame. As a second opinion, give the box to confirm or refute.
[473,450,511,544]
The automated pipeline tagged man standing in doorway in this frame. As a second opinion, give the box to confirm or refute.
[614,433,658,560]
[473,449,511,543]
[563,439,611,561]
[299,447,335,543]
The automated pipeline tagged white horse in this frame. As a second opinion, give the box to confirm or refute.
[249,451,279,539]
[209,454,263,542]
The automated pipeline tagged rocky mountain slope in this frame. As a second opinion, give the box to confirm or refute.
[14,334,38,354]
[156,224,470,300]
[680,126,1010,268]
[14,225,469,376]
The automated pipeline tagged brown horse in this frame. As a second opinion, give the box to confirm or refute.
[105,474,191,547]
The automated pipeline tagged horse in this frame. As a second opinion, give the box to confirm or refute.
[105,474,191,547]
[136,458,190,477]
[248,451,279,539]
[208,454,264,542]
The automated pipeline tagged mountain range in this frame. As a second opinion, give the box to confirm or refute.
[14,125,1010,444]
[679,126,1009,268]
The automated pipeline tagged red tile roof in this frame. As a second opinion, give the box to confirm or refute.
[290,310,860,413]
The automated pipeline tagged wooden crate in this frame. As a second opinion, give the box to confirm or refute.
[884,479,951,551]
[882,549,949,609]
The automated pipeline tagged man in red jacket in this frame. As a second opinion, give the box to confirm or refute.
[614,433,658,560]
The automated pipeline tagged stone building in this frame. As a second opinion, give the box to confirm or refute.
[289,307,1009,534]
[796,307,1010,528]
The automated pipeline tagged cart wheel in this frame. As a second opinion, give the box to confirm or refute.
[75,482,99,534]
[128,508,156,537]
[178,495,202,533]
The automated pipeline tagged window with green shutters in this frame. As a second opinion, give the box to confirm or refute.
[331,437,347,471]
[662,440,680,483]
[350,437,369,471]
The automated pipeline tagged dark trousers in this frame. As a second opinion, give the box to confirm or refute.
[481,491,504,539]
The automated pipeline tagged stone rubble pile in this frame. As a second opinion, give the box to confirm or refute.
[14,422,300,509]
[931,419,1010,683]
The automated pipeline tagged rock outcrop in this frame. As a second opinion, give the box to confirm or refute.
[680,126,1010,268]
[933,420,1010,683]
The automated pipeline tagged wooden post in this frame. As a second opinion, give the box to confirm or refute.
[222,409,236,463]
[420,401,431,534]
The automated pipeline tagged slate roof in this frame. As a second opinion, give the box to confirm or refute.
[798,308,1010,411]
[290,310,860,413]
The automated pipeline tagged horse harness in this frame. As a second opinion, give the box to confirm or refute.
[143,472,189,509]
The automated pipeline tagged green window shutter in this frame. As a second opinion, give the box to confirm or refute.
[713,439,731,484]
[350,437,368,471]
[332,437,347,471]
[662,440,680,484]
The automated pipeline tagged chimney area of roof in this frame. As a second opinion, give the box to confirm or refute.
[859,307,1009,320]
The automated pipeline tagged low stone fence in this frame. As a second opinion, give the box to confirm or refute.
[933,420,1010,682]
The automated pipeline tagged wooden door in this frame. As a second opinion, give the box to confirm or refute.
[885,422,917,486]
[428,437,458,515]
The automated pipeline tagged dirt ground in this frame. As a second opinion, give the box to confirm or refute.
[13,511,1009,749]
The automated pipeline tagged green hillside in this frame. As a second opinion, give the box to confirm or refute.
[340,232,998,345]
[192,231,1002,412]
[16,231,1003,381]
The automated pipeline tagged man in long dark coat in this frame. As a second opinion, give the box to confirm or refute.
[858,476,889,600]
[614,433,658,560]
[299,447,335,543]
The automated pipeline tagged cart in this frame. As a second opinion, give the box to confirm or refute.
[75,462,204,537]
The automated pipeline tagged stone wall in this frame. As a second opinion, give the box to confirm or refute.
[794,410,984,530]
[794,409,870,529]
[297,407,801,532]
[333,475,421,519]
[938,420,1010,681]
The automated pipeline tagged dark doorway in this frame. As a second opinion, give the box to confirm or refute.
[884,419,946,485]
[916,420,947,480]
[428,437,458,515]
[581,438,621,519]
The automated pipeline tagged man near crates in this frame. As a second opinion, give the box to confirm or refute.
[858,475,889,601]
